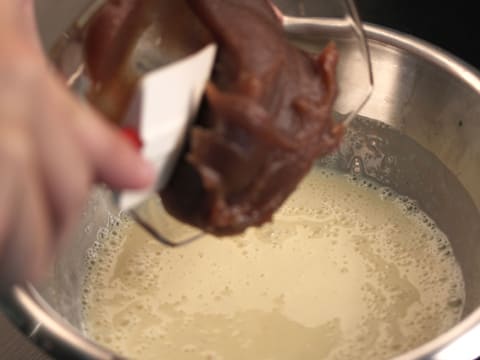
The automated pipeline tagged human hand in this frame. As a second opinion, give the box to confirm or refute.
[0,1,154,287]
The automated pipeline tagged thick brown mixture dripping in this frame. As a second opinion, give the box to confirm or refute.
[85,0,343,236]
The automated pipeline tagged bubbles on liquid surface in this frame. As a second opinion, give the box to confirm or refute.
[81,168,465,360]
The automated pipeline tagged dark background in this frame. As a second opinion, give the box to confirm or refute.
[356,0,480,69]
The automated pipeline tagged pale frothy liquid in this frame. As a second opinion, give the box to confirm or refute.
[82,169,464,360]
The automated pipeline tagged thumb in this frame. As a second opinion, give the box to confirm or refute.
[66,93,155,190]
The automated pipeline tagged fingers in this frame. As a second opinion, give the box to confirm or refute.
[0,22,155,286]
[58,81,155,190]
[73,104,155,189]
[31,86,92,244]
[0,127,52,287]
[30,74,153,247]
[0,74,153,287]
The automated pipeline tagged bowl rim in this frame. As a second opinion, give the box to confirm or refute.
[363,24,480,360]
[2,23,480,360]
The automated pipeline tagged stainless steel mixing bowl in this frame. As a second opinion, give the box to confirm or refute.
[2,2,480,360]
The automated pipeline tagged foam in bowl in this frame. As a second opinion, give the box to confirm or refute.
[81,167,465,360]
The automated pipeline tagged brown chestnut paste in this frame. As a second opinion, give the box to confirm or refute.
[85,0,210,122]
[85,0,343,236]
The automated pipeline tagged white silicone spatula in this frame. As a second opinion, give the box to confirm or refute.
[114,44,217,211]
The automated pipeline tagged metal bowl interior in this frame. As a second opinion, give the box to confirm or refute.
[2,10,480,360]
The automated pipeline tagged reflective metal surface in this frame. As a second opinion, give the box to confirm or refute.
[3,4,480,360]
[35,0,105,50]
